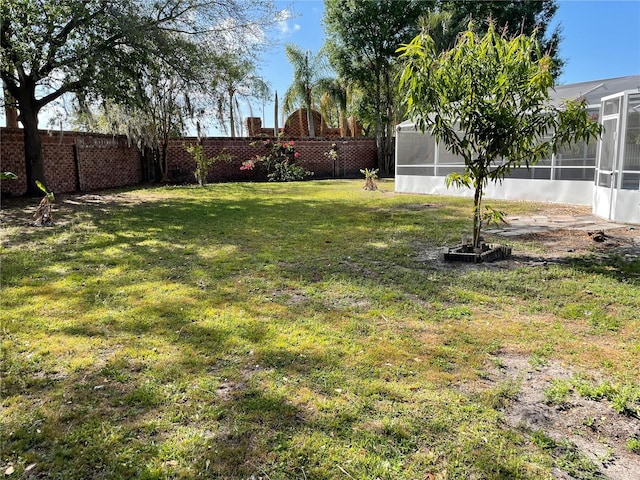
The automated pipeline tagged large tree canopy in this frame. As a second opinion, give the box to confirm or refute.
[398,23,601,249]
[323,0,434,175]
[322,0,563,176]
[0,0,275,195]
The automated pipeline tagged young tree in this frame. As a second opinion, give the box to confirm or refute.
[0,0,276,195]
[184,143,233,186]
[282,44,326,138]
[398,23,601,250]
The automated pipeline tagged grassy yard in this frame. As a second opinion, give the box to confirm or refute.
[1,179,639,479]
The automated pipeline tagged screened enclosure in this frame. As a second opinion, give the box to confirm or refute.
[395,76,640,224]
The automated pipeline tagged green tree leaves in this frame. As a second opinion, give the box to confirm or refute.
[282,45,327,138]
[398,23,601,248]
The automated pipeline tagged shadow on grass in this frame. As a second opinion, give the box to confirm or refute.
[567,252,640,286]
[3,185,637,479]
[0,335,323,478]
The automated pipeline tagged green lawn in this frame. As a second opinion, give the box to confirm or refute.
[1,180,639,479]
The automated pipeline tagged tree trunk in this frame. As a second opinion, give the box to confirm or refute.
[472,180,484,249]
[157,142,169,183]
[161,144,169,183]
[229,89,236,138]
[274,91,279,136]
[374,70,387,175]
[340,108,348,137]
[381,68,394,175]
[383,117,394,175]
[306,90,315,138]
[306,106,315,138]
[20,99,47,196]
[297,109,304,136]
[339,93,348,137]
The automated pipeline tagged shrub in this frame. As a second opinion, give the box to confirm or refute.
[241,137,312,182]
[184,144,233,186]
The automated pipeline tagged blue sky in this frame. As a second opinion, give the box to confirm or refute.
[254,0,640,131]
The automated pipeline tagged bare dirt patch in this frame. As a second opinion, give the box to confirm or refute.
[414,222,640,271]
[488,354,640,480]
[1,191,152,227]
[509,227,640,265]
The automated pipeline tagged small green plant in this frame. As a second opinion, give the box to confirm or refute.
[626,436,640,453]
[582,416,596,429]
[361,168,378,191]
[556,439,603,480]
[531,431,604,479]
[33,180,55,226]
[324,143,340,176]
[184,144,233,186]
[324,143,338,163]
[570,377,640,417]
[478,379,519,409]
[490,357,505,370]
[572,377,612,400]
[1,171,18,180]
[530,429,555,450]
[610,383,640,417]
[530,345,553,369]
[597,445,615,465]
[529,354,548,369]
[36,180,54,202]
[544,379,572,406]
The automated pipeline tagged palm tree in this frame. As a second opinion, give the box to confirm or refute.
[417,11,458,52]
[316,77,349,137]
[214,54,269,137]
[282,44,326,138]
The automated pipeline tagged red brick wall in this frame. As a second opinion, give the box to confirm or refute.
[75,135,143,191]
[284,109,328,137]
[42,132,77,194]
[168,138,267,183]
[1,128,143,196]
[169,137,377,184]
[0,128,27,196]
[1,127,378,196]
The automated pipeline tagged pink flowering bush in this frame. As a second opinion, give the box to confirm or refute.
[239,159,255,171]
[241,135,312,182]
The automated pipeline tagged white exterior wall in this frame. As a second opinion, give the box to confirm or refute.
[395,175,594,206]
[613,189,640,224]
[593,185,640,224]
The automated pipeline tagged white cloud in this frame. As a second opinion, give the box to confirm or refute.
[276,9,300,35]
[279,21,301,35]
